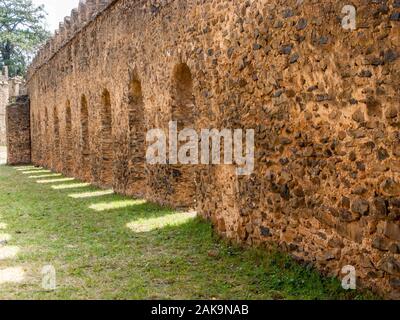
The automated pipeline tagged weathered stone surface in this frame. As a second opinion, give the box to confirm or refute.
[6,96,31,165]
[260,226,272,237]
[372,197,388,217]
[351,199,370,216]
[19,0,400,299]
[381,179,400,196]
[377,148,390,161]
[372,236,391,251]
[384,222,400,241]
[340,209,360,222]
[390,278,400,289]
[0,67,25,145]
[352,109,365,123]
[378,257,400,275]
[389,243,400,254]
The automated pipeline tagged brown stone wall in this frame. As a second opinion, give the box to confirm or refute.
[6,95,31,165]
[26,0,400,298]
[1,67,26,146]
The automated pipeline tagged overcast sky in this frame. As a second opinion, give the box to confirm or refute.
[32,0,78,33]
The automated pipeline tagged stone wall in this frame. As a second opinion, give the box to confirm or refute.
[25,0,400,298]
[6,95,31,165]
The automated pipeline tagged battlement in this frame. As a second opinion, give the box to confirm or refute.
[27,0,176,81]
[27,0,117,80]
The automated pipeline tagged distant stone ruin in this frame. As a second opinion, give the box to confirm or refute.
[0,66,25,145]
[7,0,400,298]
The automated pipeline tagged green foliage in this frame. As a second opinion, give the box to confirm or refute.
[0,0,50,77]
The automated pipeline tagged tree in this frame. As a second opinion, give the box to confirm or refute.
[0,0,50,77]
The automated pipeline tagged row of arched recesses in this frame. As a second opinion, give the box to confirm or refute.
[36,92,113,185]
[34,63,196,208]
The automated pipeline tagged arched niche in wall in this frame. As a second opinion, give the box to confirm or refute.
[34,112,42,162]
[44,107,50,167]
[53,107,60,165]
[80,95,90,175]
[171,63,196,129]
[100,89,113,186]
[65,100,73,173]
[127,74,146,193]
[169,62,197,208]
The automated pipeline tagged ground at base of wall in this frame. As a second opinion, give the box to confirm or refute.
[0,165,378,300]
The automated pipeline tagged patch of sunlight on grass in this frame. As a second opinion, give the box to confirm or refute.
[89,199,146,212]
[37,177,75,184]
[0,223,7,229]
[0,246,20,260]
[29,173,62,179]
[0,233,11,241]
[16,166,39,171]
[51,183,91,190]
[68,189,114,199]
[0,267,25,284]
[21,170,51,175]
[126,211,197,233]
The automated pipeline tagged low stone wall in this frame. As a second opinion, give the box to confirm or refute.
[25,0,400,298]
[6,96,31,165]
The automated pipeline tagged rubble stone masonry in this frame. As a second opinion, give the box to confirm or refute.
[25,0,400,298]
[6,95,31,165]
[1,66,26,145]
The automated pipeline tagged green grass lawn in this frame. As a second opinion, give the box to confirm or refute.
[0,164,376,300]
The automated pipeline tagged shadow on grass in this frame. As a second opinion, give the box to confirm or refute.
[3,165,377,300]
[15,167,180,219]
[127,218,376,300]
